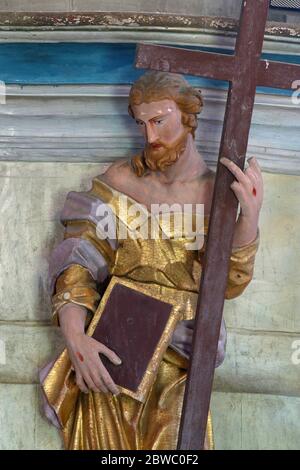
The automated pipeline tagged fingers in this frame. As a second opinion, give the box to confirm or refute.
[245,166,257,186]
[76,357,119,395]
[69,352,101,393]
[230,181,247,206]
[247,158,263,185]
[88,367,109,394]
[68,337,121,396]
[89,355,119,395]
[73,355,113,394]
[98,362,120,395]
[220,157,252,189]
[78,368,115,395]
[248,156,262,176]
[220,156,263,213]
[97,343,122,366]
[75,371,89,394]
[248,157,263,187]
[220,156,262,191]
[75,368,102,394]
[81,367,104,394]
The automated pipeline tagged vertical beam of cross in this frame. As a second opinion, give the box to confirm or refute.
[135,0,300,450]
[176,0,270,450]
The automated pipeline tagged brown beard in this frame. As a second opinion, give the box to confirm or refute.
[143,127,190,172]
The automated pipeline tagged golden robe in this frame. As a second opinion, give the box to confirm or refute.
[42,177,259,450]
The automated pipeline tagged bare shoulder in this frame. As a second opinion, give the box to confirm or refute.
[98,158,139,192]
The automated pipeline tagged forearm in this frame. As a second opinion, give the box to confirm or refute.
[232,214,259,249]
[58,303,88,344]
[226,220,260,299]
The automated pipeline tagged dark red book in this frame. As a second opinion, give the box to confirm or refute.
[88,277,179,402]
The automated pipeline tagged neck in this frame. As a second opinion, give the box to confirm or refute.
[151,134,209,184]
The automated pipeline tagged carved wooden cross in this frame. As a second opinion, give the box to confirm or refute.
[135,0,300,450]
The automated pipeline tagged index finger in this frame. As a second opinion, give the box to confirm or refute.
[220,157,251,187]
[98,343,122,365]
[98,362,120,395]
[248,157,262,174]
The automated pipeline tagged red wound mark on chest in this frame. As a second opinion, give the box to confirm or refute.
[76,352,84,362]
[252,188,257,197]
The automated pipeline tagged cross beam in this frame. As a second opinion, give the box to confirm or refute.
[136,43,300,90]
[135,0,300,450]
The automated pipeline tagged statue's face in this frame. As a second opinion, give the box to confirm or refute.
[133,99,183,146]
[132,99,189,172]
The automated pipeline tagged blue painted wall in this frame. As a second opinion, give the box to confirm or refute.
[0,43,298,95]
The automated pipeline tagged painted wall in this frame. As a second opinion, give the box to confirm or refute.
[0,161,299,450]
[0,44,299,175]
[0,35,299,449]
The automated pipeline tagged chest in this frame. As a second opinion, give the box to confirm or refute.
[128,179,214,215]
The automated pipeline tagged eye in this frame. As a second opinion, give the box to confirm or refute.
[154,119,164,125]
[135,120,144,126]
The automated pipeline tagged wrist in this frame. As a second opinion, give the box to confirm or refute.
[233,214,259,248]
[65,331,86,350]
[58,303,87,343]
[239,210,259,223]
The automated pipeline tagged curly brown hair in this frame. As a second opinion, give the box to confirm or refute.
[128,71,204,176]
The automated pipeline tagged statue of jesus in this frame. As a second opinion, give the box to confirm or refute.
[41,71,262,450]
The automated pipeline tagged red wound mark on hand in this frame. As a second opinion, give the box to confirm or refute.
[252,187,257,196]
[76,352,84,362]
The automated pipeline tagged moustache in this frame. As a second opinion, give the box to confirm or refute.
[143,131,189,172]
[146,142,166,151]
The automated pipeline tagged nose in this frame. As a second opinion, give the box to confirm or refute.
[145,123,158,144]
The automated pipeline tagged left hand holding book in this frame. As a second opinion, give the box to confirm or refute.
[58,302,122,395]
